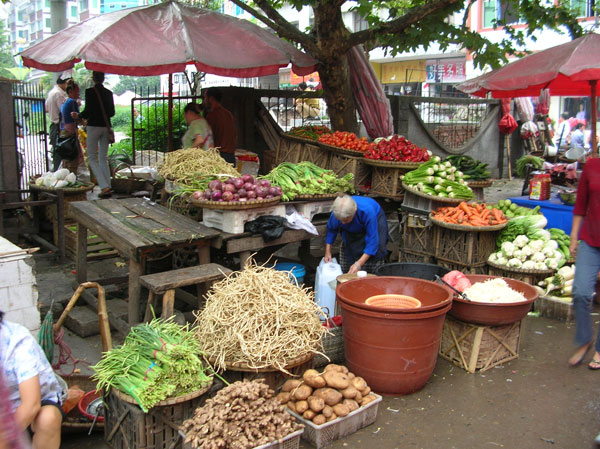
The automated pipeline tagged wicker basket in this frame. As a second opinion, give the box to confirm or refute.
[429,213,507,232]
[363,158,424,169]
[313,325,344,367]
[111,163,148,194]
[487,260,555,286]
[402,182,469,203]
[189,195,281,210]
[318,142,365,157]
[112,380,212,408]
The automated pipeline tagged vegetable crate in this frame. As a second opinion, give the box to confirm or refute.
[399,249,434,264]
[401,190,454,215]
[288,394,382,449]
[487,265,551,287]
[104,388,207,449]
[432,225,499,266]
[328,153,371,191]
[533,295,574,322]
[183,429,303,449]
[61,222,118,261]
[401,212,433,255]
[46,190,88,223]
[439,316,522,373]
[276,139,303,165]
[369,166,410,199]
[301,143,331,169]
[202,204,286,234]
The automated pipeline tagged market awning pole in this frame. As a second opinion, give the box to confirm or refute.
[506,135,512,180]
[168,73,173,152]
[591,80,597,157]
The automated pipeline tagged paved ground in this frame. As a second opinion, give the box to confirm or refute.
[26,178,600,449]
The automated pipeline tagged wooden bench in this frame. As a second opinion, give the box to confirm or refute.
[139,263,231,320]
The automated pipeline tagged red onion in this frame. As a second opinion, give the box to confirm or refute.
[208,180,222,191]
[232,178,244,190]
[221,191,233,202]
[192,191,203,199]
[243,182,255,191]
[222,183,236,194]
[241,174,254,184]
[246,190,257,199]
[237,188,247,198]
[258,179,271,188]
[211,190,222,201]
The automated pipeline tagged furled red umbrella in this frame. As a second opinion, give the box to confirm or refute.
[19,0,317,149]
[498,98,517,179]
[347,46,394,139]
[457,33,600,156]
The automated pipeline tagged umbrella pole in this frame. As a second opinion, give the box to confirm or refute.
[506,135,512,180]
[168,73,173,152]
[591,80,597,157]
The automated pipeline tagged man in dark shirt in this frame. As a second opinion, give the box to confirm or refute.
[203,87,237,164]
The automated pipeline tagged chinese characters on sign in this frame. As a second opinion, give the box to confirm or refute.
[426,59,466,83]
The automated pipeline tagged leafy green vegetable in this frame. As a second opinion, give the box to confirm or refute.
[497,215,548,246]
[516,155,544,177]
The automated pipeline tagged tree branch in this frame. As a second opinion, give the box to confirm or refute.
[229,0,319,55]
[346,0,462,49]
[462,0,477,28]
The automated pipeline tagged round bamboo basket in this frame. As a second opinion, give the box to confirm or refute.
[429,213,507,232]
[29,177,94,194]
[113,379,213,408]
[466,179,493,188]
[188,196,281,210]
[363,159,425,169]
[318,142,365,157]
[401,182,467,203]
[206,352,314,373]
[487,260,555,276]
[294,193,341,200]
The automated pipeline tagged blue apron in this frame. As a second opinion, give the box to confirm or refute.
[344,209,389,264]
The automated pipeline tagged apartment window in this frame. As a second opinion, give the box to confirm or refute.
[92,0,98,8]
[18,30,25,38]
[45,18,51,28]
[70,5,77,16]
[483,0,522,28]
[571,0,596,17]
[45,0,50,7]
[353,12,369,31]
[80,0,88,10]
[17,11,24,21]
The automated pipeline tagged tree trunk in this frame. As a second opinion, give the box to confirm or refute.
[313,2,358,134]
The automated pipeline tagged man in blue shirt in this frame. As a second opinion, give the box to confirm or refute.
[324,195,389,274]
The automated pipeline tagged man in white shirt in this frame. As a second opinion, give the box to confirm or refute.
[555,112,571,149]
[45,76,69,170]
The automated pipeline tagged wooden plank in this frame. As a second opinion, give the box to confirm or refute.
[128,258,143,325]
[70,201,148,260]
[225,224,327,254]
[139,263,231,293]
[76,223,87,284]
[121,198,219,239]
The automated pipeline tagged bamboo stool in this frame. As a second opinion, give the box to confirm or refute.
[139,263,231,321]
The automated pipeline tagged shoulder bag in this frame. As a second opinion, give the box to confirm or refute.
[55,134,79,160]
[94,86,115,144]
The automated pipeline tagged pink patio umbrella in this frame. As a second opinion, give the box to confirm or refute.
[457,33,600,156]
[19,0,317,149]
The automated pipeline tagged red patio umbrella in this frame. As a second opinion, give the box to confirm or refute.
[458,33,600,155]
[19,0,317,150]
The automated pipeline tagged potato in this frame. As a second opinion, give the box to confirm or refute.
[360,386,371,396]
[304,375,326,389]
[354,392,363,404]
[327,413,338,422]
[287,401,297,413]
[322,371,350,390]
[324,364,345,373]
[314,388,343,406]
[322,405,333,418]
[293,384,313,401]
[276,392,291,405]
[341,385,358,399]
[312,414,326,425]
[303,409,316,420]
[333,403,350,417]
[295,400,309,414]
[307,395,325,413]
[351,377,368,391]
[346,372,356,380]
[343,399,359,412]
[361,394,377,406]
[302,369,320,380]
[282,379,302,392]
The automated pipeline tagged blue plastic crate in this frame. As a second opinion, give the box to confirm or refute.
[508,195,573,235]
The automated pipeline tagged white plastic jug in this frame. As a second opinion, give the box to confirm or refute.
[314,258,343,318]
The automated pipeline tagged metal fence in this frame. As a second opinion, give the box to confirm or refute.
[12,83,49,189]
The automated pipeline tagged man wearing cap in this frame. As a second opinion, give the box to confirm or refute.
[45,76,69,170]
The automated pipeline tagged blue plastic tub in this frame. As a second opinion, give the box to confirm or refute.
[273,262,306,285]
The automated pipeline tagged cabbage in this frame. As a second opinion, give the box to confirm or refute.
[527,239,545,252]
[501,241,515,257]
[54,180,68,188]
[531,252,546,262]
[522,260,537,270]
[54,168,70,181]
[514,235,529,248]
[65,172,77,185]
[507,258,523,268]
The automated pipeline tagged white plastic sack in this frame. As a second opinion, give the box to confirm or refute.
[284,206,318,235]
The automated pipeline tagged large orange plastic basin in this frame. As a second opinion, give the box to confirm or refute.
[336,276,453,396]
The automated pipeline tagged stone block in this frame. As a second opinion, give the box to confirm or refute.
[64,306,101,338]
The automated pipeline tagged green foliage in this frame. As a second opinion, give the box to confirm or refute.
[0,20,16,78]
[108,138,133,160]
[134,102,187,152]
[73,63,93,89]
[113,76,160,96]
[111,105,134,134]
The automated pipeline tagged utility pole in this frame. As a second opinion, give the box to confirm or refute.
[50,0,67,80]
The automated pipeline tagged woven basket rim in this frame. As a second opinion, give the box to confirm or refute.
[29,176,94,194]
[318,142,365,157]
[487,260,555,274]
[401,182,467,203]
[284,133,320,144]
[466,180,493,188]
[363,158,425,169]
[294,193,342,200]
[188,196,281,210]
[205,352,314,372]
[112,379,212,408]
[429,213,507,232]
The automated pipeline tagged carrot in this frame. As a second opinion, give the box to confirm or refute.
[480,209,490,220]
[458,202,471,216]
[491,208,503,222]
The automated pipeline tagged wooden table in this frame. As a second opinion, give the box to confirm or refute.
[210,220,328,268]
[70,198,220,325]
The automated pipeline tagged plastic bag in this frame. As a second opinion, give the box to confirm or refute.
[55,134,79,160]
[244,215,285,241]
[284,206,319,235]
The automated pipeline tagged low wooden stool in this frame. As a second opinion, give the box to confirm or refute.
[139,263,231,321]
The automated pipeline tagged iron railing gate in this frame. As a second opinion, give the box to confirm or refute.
[12,83,49,189]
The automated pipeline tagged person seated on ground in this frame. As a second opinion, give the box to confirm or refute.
[203,87,237,164]
[0,311,64,449]
[570,122,586,149]
[294,82,321,120]
[182,102,213,150]
[324,195,389,274]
